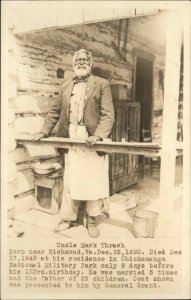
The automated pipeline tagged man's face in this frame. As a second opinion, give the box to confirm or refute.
[74,52,91,77]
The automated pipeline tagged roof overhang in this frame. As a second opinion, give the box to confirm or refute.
[8,1,162,34]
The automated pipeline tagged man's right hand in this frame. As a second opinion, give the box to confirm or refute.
[33,132,47,142]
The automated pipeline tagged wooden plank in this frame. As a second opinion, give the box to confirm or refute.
[16,136,161,156]
[16,136,183,157]
[17,135,161,148]
[13,3,84,34]
[12,2,158,34]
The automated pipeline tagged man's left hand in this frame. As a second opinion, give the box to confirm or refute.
[86,136,101,146]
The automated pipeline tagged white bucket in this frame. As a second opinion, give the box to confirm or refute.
[133,209,158,238]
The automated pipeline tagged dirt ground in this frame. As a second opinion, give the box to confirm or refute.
[9,157,183,239]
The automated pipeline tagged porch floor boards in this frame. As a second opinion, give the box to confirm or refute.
[10,160,183,239]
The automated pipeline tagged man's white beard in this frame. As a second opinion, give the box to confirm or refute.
[74,65,91,78]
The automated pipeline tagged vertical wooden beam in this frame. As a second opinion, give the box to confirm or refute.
[118,19,122,49]
[181,7,191,296]
[123,19,129,59]
[158,10,182,231]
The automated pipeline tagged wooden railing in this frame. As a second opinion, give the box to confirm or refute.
[16,135,183,157]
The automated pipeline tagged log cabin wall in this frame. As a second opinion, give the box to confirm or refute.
[8,12,183,213]
[10,11,183,131]
[13,12,174,146]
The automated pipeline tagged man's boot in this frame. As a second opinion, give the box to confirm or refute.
[54,220,77,233]
[86,215,99,238]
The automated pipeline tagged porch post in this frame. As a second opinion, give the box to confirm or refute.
[158,10,182,232]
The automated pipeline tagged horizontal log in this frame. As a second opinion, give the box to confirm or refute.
[16,155,61,171]
[11,94,41,112]
[16,136,183,156]
[14,95,59,114]
[14,189,34,199]
[15,115,44,135]
[14,169,34,196]
[15,145,60,163]
[17,29,126,68]
[16,136,161,156]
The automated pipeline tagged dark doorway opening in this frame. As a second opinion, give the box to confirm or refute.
[135,57,153,141]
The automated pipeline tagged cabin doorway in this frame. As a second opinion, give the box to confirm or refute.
[134,56,153,141]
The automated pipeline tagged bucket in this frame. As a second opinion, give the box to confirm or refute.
[133,210,158,238]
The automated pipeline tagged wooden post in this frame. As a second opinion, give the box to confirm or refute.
[158,10,182,232]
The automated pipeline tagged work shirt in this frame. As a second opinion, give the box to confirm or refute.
[69,81,87,125]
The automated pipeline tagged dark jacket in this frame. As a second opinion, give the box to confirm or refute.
[41,74,114,153]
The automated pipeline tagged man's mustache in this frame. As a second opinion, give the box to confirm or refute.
[76,65,89,69]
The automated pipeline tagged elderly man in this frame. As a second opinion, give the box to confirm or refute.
[35,49,114,238]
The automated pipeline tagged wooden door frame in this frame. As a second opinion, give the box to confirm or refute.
[132,49,155,137]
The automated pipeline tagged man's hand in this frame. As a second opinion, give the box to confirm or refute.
[86,136,101,146]
[33,132,47,142]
